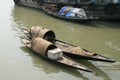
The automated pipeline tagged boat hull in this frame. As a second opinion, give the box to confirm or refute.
[21,37,93,72]
[55,39,116,62]
[22,28,116,62]
[14,0,120,20]
[13,0,92,22]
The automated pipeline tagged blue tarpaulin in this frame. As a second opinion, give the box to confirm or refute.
[58,6,74,17]
[58,6,87,18]
[58,6,67,15]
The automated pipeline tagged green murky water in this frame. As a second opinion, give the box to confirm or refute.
[0,0,120,80]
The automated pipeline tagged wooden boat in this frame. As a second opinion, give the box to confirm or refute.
[42,6,92,22]
[21,37,92,72]
[13,0,120,20]
[22,27,116,62]
[13,0,92,22]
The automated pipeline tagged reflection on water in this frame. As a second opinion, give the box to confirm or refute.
[20,45,112,80]
[11,3,120,80]
[20,46,90,80]
[76,59,112,80]
[105,41,120,51]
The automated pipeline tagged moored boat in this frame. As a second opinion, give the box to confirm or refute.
[13,0,120,20]
[22,26,116,62]
[13,0,92,22]
[21,37,93,72]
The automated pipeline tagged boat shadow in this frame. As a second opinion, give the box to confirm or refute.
[82,20,120,28]
[20,46,90,80]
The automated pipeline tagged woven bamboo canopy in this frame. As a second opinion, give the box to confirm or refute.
[31,37,57,55]
[31,26,56,41]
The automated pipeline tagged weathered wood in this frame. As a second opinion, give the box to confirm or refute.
[21,37,93,72]
[22,27,116,62]
[31,37,56,55]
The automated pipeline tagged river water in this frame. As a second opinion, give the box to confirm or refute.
[0,0,120,80]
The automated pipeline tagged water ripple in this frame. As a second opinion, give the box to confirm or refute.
[105,41,120,51]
